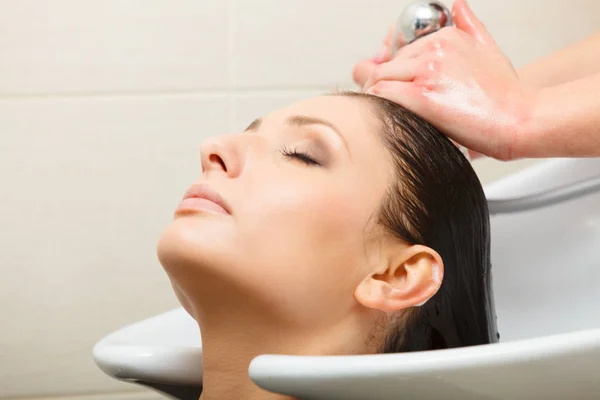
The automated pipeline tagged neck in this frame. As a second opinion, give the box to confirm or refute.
[199,335,296,400]
[192,302,375,400]
[197,315,300,400]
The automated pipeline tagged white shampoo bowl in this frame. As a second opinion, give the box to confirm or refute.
[94,158,600,400]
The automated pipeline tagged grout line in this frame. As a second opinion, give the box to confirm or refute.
[229,91,237,132]
[0,85,341,101]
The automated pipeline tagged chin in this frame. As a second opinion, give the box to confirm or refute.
[156,217,238,286]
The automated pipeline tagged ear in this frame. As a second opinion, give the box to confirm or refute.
[452,0,497,47]
[354,245,443,313]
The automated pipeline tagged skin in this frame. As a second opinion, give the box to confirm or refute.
[157,95,443,400]
[517,30,600,89]
[353,0,600,160]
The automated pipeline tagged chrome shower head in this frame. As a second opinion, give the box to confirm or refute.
[391,1,453,57]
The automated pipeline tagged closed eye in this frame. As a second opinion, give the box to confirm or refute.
[280,146,320,166]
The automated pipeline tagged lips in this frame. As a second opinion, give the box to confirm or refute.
[176,183,231,215]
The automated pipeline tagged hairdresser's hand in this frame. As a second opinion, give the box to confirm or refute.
[359,0,538,161]
[353,24,483,160]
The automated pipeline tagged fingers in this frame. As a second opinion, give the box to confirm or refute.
[353,58,378,87]
[363,58,422,90]
[353,25,396,87]
[364,26,472,89]
[353,22,432,87]
[352,47,391,87]
[392,25,472,63]
[364,80,428,117]
[356,5,487,87]
[373,25,399,64]
[452,0,497,47]
[387,26,412,58]
[382,24,395,49]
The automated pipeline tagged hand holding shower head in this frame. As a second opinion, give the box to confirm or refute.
[389,2,600,213]
[388,1,470,158]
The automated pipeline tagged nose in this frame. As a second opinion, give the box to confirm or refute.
[199,134,243,178]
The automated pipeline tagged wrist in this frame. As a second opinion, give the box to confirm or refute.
[509,86,544,160]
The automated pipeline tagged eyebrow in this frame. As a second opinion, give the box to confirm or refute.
[245,115,350,154]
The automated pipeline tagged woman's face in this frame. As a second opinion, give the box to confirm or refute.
[157,95,396,328]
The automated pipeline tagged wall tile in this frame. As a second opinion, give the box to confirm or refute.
[0,94,229,397]
[0,0,228,95]
[231,0,404,88]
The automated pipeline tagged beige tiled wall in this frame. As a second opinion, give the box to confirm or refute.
[1,0,598,399]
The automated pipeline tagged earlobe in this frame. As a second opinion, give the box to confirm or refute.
[354,245,443,313]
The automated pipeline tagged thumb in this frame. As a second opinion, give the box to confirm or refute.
[452,0,495,46]
[352,59,378,87]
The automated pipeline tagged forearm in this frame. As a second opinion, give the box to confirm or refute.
[518,73,600,158]
[517,31,600,88]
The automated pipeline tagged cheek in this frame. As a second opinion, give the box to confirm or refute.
[243,176,368,248]
[236,173,377,297]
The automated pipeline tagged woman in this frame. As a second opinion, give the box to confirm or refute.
[157,92,498,400]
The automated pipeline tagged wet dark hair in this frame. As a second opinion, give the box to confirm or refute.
[341,92,498,352]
